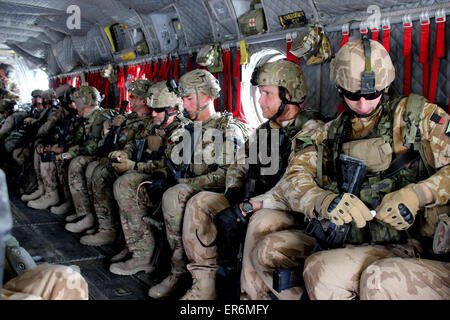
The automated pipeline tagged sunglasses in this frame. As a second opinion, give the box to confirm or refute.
[340,88,383,101]
[150,108,167,113]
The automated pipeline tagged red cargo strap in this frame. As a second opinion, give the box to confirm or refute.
[233,48,245,120]
[172,56,180,81]
[158,58,168,81]
[187,54,193,72]
[152,60,159,82]
[403,18,412,96]
[382,21,391,53]
[428,13,446,104]
[419,16,430,97]
[104,78,110,109]
[223,48,232,112]
[340,24,349,48]
[371,27,379,41]
[286,36,298,63]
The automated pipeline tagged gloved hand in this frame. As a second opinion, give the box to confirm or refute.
[112,158,135,173]
[108,150,128,159]
[224,186,243,206]
[23,117,37,125]
[320,193,373,228]
[112,114,126,127]
[376,184,427,231]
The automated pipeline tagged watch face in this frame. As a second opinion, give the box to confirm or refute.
[242,201,253,213]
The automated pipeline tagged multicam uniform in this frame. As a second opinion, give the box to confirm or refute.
[260,39,450,300]
[65,87,117,231]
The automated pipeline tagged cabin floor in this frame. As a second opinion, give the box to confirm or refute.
[8,195,192,300]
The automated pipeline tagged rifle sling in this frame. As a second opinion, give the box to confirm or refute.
[380,148,420,179]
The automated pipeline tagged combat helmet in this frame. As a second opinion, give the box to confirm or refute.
[178,69,221,99]
[330,38,395,94]
[31,89,43,97]
[127,79,153,99]
[70,85,102,109]
[251,59,307,103]
[153,84,183,112]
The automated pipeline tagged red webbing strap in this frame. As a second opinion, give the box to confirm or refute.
[286,38,298,63]
[104,78,110,109]
[172,56,180,81]
[144,62,152,80]
[403,20,413,96]
[340,24,349,48]
[117,67,125,106]
[187,54,193,72]
[371,27,379,41]
[152,60,159,82]
[163,57,172,81]
[213,73,218,110]
[159,59,168,81]
[138,63,145,79]
[419,19,430,97]
[428,15,446,104]
[233,48,245,120]
[223,48,232,112]
[382,25,391,53]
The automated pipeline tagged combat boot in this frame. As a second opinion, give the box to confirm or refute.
[21,183,44,202]
[148,271,186,299]
[110,247,130,263]
[80,230,117,246]
[50,199,73,215]
[65,214,94,233]
[180,278,216,300]
[65,214,78,222]
[109,256,154,276]
[27,190,60,210]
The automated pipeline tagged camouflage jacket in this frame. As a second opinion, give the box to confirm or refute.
[111,112,154,158]
[133,116,189,176]
[0,80,20,101]
[265,97,450,220]
[226,110,323,197]
[175,112,246,192]
[68,107,117,157]
[0,111,28,140]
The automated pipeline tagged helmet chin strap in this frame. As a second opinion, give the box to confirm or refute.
[269,87,300,121]
[160,108,178,127]
[187,86,209,121]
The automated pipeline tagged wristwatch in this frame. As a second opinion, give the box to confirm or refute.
[61,153,69,160]
[242,200,253,215]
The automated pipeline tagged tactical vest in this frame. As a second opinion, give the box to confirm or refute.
[249,110,322,196]
[318,95,434,244]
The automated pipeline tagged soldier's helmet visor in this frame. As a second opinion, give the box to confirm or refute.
[340,87,383,101]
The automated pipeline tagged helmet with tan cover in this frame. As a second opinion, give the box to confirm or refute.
[151,83,183,112]
[251,59,307,103]
[128,79,153,99]
[178,69,221,99]
[70,86,101,108]
[330,39,395,93]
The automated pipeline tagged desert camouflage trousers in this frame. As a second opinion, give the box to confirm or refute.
[113,171,155,258]
[33,150,71,199]
[68,155,98,217]
[162,183,202,274]
[89,159,120,231]
[240,209,316,300]
[303,244,450,300]
[182,191,230,279]
[1,263,88,300]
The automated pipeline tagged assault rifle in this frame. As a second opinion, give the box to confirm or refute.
[305,154,369,252]
[97,100,128,156]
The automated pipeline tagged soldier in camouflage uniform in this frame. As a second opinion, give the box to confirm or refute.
[0,63,20,102]
[109,81,188,274]
[181,60,323,300]
[260,39,449,300]
[22,86,80,214]
[147,69,247,299]
[77,79,154,246]
[56,86,117,234]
